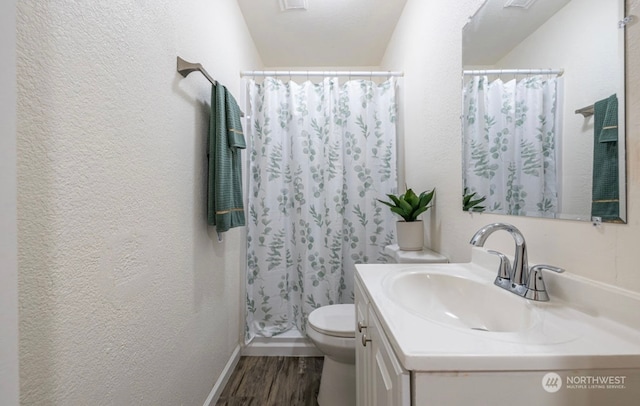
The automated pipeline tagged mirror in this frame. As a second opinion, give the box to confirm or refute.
[461,0,626,223]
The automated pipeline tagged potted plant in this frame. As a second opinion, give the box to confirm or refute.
[378,188,435,250]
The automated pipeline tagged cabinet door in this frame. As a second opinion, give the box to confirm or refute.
[355,278,370,406]
[369,309,410,406]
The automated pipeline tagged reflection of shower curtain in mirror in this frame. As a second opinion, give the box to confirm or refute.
[463,75,560,216]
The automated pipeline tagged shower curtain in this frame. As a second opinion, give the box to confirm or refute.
[463,75,560,216]
[244,77,398,340]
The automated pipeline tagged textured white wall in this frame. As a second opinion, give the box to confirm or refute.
[17,0,261,405]
[382,0,640,292]
[1,1,19,405]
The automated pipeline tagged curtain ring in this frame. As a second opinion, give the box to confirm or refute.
[289,70,292,82]
[370,71,373,81]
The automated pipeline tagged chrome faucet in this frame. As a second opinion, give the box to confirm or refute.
[470,223,529,290]
[469,223,564,301]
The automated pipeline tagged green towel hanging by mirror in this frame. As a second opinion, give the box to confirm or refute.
[591,94,620,221]
[208,84,246,232]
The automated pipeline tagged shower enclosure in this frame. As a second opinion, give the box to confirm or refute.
[242,74,400,343]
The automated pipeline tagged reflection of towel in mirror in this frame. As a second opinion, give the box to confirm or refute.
[207,84,246,232]
[599,94,618,142]
[591,94,619,221]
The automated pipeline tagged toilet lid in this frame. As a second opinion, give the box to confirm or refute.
[308,304,355,338]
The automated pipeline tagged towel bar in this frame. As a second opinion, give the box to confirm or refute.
[575,105,594,117]
[177,56,244,117]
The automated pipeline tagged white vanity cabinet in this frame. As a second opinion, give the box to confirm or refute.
[355,257,640,406]
[355,278,410,406]
[355,278,370,405]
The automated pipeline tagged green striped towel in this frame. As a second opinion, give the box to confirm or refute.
[591,94,619,221]
[599,94,618,143]
[207,84,246,232]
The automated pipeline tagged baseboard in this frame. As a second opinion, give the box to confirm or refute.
[203,344,241,406]
[241,336,323,357]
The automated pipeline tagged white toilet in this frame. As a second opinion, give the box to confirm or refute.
[307,304,356,406]
[307,245,448,406]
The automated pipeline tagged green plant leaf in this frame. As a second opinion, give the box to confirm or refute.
[376,199,395,209]
[418,189,435,208]
[404,189,419,207]
[462,188,486,212]
[467,198,486,209]
[411,205,429,220]
[387,194,402,207]
[397,198,413,214]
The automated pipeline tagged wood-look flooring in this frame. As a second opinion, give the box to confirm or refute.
[216,356,324,406]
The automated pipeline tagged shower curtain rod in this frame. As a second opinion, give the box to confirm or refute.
[463,68,564,76]
[240,70,404,78]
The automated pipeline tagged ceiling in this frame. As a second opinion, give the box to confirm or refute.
[236,0,408,67]
[463,0,572,66]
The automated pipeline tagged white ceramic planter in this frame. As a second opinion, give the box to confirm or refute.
[396,220,424,251]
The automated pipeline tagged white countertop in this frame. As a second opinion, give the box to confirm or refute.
[355,248,640,372]
[383,244,449,263]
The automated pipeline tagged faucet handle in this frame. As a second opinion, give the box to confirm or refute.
[524,264,565,302]
[487,250,511,290]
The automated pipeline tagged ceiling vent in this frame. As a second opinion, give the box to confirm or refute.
[504,0,537,9]
[279,0,308,11]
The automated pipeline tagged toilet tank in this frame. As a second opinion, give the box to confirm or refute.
[384,244,448,264]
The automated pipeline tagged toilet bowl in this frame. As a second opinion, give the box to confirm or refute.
[307,304,356,406]
[307,245,448,406]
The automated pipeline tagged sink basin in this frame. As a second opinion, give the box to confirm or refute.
[384,270,537,333]
[356,251,637,371]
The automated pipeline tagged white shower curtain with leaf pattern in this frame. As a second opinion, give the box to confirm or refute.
[244,77,398,341]
[463,75,560,216]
